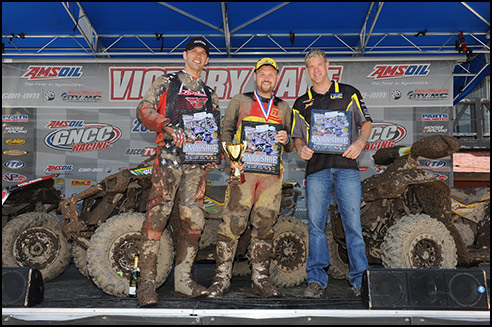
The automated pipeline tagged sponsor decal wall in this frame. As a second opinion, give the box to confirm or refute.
[2,59,454,217]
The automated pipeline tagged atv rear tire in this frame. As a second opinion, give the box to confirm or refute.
[2,212,71,281]
[381,214,458,269]
[270,216,308,287]
[326,222,349,280]
[72,242,89,278]
[86,212,174,297]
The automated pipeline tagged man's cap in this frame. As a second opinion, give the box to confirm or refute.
[185,37,210,56]
[255,57,279,72]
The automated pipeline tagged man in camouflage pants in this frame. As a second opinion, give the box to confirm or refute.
[208,58,294,298]
[135,37,220,307]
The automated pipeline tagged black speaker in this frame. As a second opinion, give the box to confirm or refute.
[362,268,489,310]
[2,267,44,307]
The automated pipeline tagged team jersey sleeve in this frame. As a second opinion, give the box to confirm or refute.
[291,100,309,142]
[347,88,372,127]
[136,75,171,133]
[278,101,294,153]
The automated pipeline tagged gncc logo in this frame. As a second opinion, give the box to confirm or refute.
[44,121,121,152]
[364,122,407,151]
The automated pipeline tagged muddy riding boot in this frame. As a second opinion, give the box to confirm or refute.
[174,240,209,298]
[208,239,239,298]
[136,240,160,307]
[250,238,283,297]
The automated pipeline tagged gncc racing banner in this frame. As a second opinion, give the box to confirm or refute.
[2,58,455,217]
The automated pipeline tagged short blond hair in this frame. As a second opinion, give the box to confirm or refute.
[304,49,327,65]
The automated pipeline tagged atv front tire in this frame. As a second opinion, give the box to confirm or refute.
[270,216,308,287]
[86,212,174,297]
[2,212,71,281]
[381,214,458,269]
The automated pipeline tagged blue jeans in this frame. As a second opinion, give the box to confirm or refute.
[305,168,368,289]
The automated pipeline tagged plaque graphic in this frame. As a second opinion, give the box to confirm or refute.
[180,110,221,164]
[308,109,352,154]
[241,121,281,175]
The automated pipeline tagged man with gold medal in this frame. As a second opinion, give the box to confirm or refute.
[208,58,294,297]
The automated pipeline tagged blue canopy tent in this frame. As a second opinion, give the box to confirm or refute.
[2,2,490,102]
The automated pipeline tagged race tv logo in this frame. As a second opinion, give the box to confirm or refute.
[367,64,430,79]
[22,66,83,80]
[44,120,121,152]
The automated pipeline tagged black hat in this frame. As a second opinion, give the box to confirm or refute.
[185,37,210,56]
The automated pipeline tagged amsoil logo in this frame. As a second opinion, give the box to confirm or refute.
[367,64,430,79]
[44,121,121,152]
[44,165,74,172]
[22,66,83,80]
[364,122,407,151]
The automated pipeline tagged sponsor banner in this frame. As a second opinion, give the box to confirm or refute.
[2,59,455,209]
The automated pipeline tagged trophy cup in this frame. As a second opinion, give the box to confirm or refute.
[222,141,247,184]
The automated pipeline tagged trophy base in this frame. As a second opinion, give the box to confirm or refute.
[229,174,245,185]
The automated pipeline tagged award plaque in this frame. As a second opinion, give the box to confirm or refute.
[240,121,281,175]
[180,110,221,164]
[222,141,247,184]
[308,109,352,154]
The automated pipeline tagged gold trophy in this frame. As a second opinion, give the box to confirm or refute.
[222,141,247,184]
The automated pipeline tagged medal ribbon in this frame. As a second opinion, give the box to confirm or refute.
[254,90,274,121]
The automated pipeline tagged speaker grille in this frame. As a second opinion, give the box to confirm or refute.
[2,269,28,305]
[447,272,484,307]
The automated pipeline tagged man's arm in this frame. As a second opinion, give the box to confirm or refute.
[342,121,371,159]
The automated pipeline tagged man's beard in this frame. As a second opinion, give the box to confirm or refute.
[258,82,273,95]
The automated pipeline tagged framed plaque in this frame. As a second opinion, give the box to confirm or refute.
[308,109,352,154]
[180,110,221,164]
[241,121,281,175]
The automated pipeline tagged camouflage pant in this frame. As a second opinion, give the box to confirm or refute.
[143,148,206,243]
[218,172,283,242]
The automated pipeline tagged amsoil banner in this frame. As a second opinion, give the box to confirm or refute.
[2,59,455,218]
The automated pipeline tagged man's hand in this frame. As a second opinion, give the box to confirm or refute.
[163,126,185,148]
[230,161,246,171]
[298,145,314,160]
[275,130,289,145]
[342,139,365,159]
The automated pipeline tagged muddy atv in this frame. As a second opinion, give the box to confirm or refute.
[2,174,71,282]
[59,156,307,297]
[328,135,490,279]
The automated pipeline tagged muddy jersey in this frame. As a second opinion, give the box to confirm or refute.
[137,70,220,148]
[292,81,372,176]
[221,92,294,155]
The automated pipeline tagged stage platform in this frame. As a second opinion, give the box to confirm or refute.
[2,262,490,325]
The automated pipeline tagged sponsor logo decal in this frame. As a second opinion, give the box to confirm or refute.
[22,66,83,80]
[2,114,29,122]
[5,138,26,145]
[44,120,121,152]
[3,126,28,134]
[424,160,446,168]
[44,165,74,172]
[4,160,25,169]
[3,150,28,156]
[3,173,27,183]
[364,122,407,151]
[70,180,92,187]
[367,64,430,79]
[422,113,449,121]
